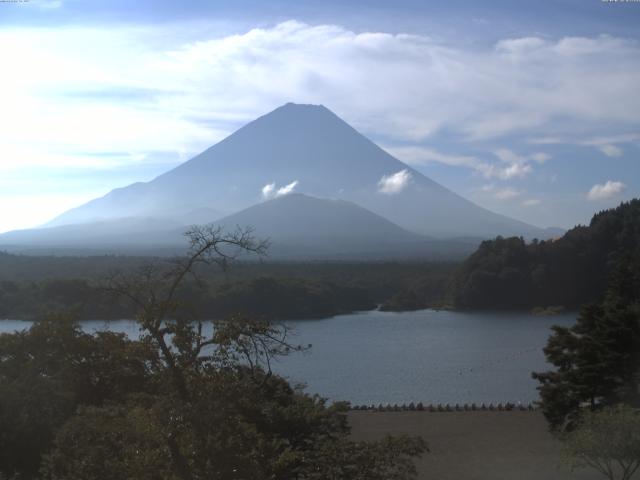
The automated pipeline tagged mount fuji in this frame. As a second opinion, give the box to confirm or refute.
[1,103,554,257]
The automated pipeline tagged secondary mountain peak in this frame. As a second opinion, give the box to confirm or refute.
[212,192,433,259]
[217,192,419,240]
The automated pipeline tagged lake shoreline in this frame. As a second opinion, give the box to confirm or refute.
[0,306,576,324]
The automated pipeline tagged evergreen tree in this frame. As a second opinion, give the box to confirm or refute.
[451,199,640,310]
[533,260,640,430]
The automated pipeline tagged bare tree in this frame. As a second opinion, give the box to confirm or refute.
[104,226,274,394]
[101,226,309,480]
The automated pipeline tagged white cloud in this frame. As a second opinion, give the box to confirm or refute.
[262,180,299,199]
[2,22,636,169]
[530,133,639,157]
[276,180,299,197]
[385,146,480,170]
[493,188,522,200]
[478,162,532,180]
[494,148,525,164]
[261,182,276,199]
[523,199,542,206]
[378,169,412,195]
[598,144,623,157]
[587,180,626,201]
[480,184,527,202]
[552,36,630,57]
[499,163,532,179]
[588,134,640,144]
[490,148,550,179]
[581,134,640,157]
[530,152,551,164]
[387,145,537,180]
[496,37,547,54]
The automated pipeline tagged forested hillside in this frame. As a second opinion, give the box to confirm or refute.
[451,199,640,310]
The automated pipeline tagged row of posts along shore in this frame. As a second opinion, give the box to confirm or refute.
[349,402,537,412]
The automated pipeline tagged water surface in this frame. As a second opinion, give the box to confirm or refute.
[1,309,574,405]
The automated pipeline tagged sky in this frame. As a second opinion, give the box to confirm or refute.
[0,0,639,232]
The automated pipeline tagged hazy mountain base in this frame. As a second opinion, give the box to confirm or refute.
[0,194,483,261]
[0,239,478,261]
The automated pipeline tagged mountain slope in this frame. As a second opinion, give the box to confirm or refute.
[212,193,426,257]
[46,103,548,239]
[216,193,422,241]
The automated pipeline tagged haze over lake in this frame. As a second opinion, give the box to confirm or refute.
[1,309,574,405]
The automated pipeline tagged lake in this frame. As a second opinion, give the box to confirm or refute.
[0,309,574,406]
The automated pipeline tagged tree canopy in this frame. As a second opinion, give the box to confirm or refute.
[451,199,640,310]
[532,260,640,431]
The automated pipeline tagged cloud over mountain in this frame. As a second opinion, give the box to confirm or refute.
[378,170,412,195]
[588,181,626,201]
[262,180,299,199]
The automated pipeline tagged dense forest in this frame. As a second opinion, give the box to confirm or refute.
[450,200,640,310]
[0,254,455,321]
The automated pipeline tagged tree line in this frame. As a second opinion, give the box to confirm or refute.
[0,276,375,322]
[0,254,455,321]
[450,199,640,310]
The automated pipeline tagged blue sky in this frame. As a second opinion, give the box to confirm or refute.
[0,0,639,232]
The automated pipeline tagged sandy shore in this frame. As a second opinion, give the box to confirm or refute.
[349,411,602,480]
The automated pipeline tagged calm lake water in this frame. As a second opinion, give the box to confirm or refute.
[0,309,575,405]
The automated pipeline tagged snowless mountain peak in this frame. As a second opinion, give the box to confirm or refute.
[41,102,548,240]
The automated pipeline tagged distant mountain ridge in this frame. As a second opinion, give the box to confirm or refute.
[44,103,549,239]
[0,217,185,248]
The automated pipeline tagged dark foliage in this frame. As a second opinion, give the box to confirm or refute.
[0,316,154,478]
[0,258,456,320]
[207,276,375,319]
[532,261,640,431]
[379,272,452,311]
[0,227,427,479]
[451,199,640,310]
